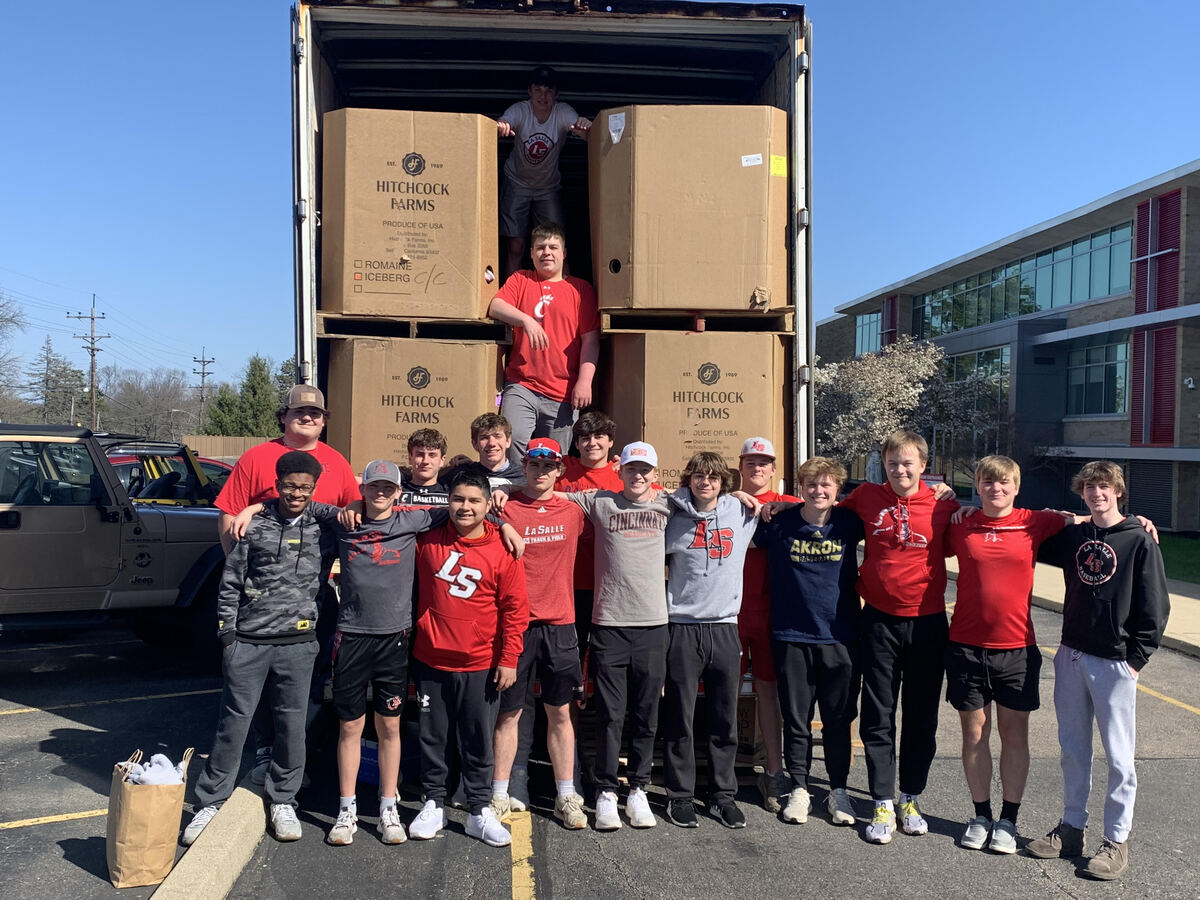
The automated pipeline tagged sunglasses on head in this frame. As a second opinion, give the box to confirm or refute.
[526,447,561,460]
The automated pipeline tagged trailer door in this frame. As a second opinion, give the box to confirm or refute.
[291,3,318,384]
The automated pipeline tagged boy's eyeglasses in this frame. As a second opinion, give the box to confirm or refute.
[278,483,315,496]
[526,448,561,460]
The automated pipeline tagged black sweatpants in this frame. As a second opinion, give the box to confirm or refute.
[773,639,858,791]
[858,605,948,799]
[589,624,668,794]
[414,661,500,815]
[663,622,742,802]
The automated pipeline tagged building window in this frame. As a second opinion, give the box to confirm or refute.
[855,311,881,355]
[1066,336,1129,415]
[931,346,1012,494]
[911,221,1133,339]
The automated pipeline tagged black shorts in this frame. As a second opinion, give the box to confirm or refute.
[945,641,1041,712]
[331,630,411,721]
[500,623,583,713]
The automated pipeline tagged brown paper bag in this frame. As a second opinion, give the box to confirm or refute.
[105,748,194,888]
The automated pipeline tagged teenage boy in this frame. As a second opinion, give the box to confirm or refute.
[496,66,592,279]
[756,457,864,829]
[184,452,331,846]
[399,428,450,508]
[1027,461,1169,880]
[564,441,671,831]
[945,455,1070,854]
[448,413,526,489]
[736,436,798,812]
[488,221,600,463]
[408,469,530,848]
[661,452,759,830]
[491,438,588,830]
[837,430,957,844]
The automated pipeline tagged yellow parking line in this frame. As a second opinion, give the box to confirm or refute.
[1037,646,1200,717]
[510,810,536,900]
[0,687,221,717]
[0,809,107,830]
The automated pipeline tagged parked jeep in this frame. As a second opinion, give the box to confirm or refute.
[0,424,225,656]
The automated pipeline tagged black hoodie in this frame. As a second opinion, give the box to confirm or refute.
[1038,515,1170,670]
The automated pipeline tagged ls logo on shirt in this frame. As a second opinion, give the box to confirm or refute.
[688,521,734,559]
[434,551,483,598]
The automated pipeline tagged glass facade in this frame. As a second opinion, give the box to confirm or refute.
[930,346,1012,494]
[1066,334,1129,416]
[855,311,881,355]
[912,222,1132,339]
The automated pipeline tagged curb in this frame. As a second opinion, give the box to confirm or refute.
[154,777,265,900]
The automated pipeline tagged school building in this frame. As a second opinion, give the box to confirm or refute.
[816,159,1200,530]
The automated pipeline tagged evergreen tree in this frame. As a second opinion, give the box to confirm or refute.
[240,355,279,437]
[24,337,86,425]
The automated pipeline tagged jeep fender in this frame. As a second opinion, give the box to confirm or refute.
[175,545,226,608]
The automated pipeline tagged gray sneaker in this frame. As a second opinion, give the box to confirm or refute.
[270,803,302,842]
[781,787,811,824]
[826,788,857,826]
[960,815,992,850]
[554,793,587,830]
[181,805,219,846]
[988,818,1018,855]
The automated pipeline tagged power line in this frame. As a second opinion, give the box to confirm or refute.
[67,295,110,430]
[193,347,215,428]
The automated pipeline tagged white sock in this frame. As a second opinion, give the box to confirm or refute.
[380,796,396,811]
[875,798,894,811]
[339,796,357,814]
[492,780,509,798]
[556,780,575,798]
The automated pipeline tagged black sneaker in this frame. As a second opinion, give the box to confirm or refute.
[709,799,746,829]
[666,798,699,828]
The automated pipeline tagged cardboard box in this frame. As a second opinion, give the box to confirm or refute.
[324,337,501,471]
[604,331,789,484]
[321,109,498,319]
[588,105,789,312]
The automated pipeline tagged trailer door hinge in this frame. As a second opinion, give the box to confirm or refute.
[798,51,809,75]
[294,36,306,62]
[295,199,307,222]
[796,207,810,230]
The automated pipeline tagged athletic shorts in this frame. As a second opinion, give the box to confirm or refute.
[499,181,564,238]
[331,630,411,721]
[738,616,777,682]
[945,641,1041,712]
[500,622,583,713]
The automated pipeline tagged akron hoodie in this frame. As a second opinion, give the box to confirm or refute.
[664,490,758,624]
[1039,515,1170,670]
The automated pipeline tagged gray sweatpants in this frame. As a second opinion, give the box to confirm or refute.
[194,639,319,809]
[1053,645,1138,842]
[500,382,576,467]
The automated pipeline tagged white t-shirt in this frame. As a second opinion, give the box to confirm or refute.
[500,100,580,192]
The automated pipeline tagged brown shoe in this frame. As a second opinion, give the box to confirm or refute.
[1026,820,1085,859]
[1083,839,1129,880]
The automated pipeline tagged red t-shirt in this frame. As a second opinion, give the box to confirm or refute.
[839,481,957,617]
[740,489,801,626]
[498,270,600,402]
[501,492,585,624]
[214,438,360,516]
[947,507,1067,648]
[557,457,624,590]
[412,522,529,671]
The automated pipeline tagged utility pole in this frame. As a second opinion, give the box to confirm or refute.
[68,295,110,430]
[193,347,215,430]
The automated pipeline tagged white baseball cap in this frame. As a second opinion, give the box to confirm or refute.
[619,441,658,468]
[739,437,776,459]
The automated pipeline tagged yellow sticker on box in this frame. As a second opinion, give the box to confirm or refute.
[770,155,788,177]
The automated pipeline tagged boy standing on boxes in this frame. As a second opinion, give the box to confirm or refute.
[407,469,530,847]
[184,451,331,846]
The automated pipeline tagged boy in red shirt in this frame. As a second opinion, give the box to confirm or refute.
[407,469,530,847]
[491,438,588,830]
[488,222,600,464]
[837,430,957,844]
[946,456,1069,855]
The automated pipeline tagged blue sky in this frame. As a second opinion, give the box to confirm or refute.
[1,0,1197,386]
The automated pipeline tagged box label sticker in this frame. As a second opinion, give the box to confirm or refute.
[770,155,788,177]
[608,112,626,144]
[741,153,763,167]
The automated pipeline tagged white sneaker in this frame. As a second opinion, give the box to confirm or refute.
[408,800,444,840]
[489,793,513,824]
[554,793,588,830]
[626,788,656,828]
[509,794,528,813]
[594,790,622,831]
[899,796,929,836]
[467,807,512,847]
[378,805,407,845]
[961,815,992,850]
[182,805,219,846]
[270,803,302,842]
[826,788,857,826]
[326,806,357,845]
[782,787,811,824]
[865,803,896,845]
[988,818,1018,855]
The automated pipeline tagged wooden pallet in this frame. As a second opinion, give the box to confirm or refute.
[316,311,511,343]
[600,306,795,335]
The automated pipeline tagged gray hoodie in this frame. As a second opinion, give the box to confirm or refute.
[665,490,758,624]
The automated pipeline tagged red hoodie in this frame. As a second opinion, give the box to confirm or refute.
[839,481,956,617]
[412,522,529,671]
